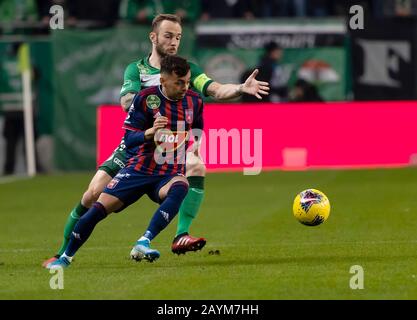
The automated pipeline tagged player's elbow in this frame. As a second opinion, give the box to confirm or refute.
[213,93,225,101]
[212,89,228,101]
[207,83,226,101]
[120,93,135,112]
[214,89,237,101]
[120,99,130,112]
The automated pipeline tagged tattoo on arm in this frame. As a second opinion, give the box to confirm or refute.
[206,82,220,99]
[120,93,135,112]
[206,82,241,100]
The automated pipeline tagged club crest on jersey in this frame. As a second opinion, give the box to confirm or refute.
[107,178,120,189]
[146,95,161,109]
[138,64,150,75]
[185,109,193,124]
[154,128,189,152]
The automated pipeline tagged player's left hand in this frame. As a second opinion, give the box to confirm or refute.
[242,69,270,99]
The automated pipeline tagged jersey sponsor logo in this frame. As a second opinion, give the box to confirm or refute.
[146,94,161,109]
[138,63,150,75]
[141,74,161,87]
[107,178,120,189]
[154,128,189,152]
[115,172,130,179]
[185,109,193,124]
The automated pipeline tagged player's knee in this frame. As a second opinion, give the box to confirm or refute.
[81,189,94,207]
[82,186,102,207]
[90,185,103,202]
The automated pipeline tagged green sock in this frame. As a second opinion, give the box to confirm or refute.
[56,202,88,256]
[175,176,205,237]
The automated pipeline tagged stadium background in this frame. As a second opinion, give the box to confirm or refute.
[2,0,417,300]
[4,0,417,173]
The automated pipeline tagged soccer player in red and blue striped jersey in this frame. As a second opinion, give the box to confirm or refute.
[122,86,202,178]
[49,56,203,268]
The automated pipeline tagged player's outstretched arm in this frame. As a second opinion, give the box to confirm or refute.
[206,69,270,101]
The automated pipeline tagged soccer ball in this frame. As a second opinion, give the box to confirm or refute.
[293,189,330,226]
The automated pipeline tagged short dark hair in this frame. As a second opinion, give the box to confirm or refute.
[152,14,182,32]
[264,41,281,53]
[160,55,190,77]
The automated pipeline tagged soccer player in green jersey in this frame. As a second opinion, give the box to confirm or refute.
[43,14,269,267]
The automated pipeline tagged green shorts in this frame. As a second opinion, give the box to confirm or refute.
[98,139,127,178]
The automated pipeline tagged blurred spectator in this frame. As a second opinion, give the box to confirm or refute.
[120,0,200,24]
[256,42,289,102]
[332,0,373,16]
[290,79,324,102]
[67,0,121,28]
[120,0,159,24]
[292,0,307,16]
[382,0,417,16]
[307,0,332,16]
[119,0,151,24]
[0,0,38,23]
[200,0,256,20]
[163,0,201,23]
[394,0,414,16]
[258,0,306,17]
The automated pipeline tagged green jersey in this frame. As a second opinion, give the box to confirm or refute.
[120,55,213,98]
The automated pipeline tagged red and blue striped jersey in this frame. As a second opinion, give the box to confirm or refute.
[122,85,203,176]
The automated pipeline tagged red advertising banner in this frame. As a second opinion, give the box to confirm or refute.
[97,101,417,173]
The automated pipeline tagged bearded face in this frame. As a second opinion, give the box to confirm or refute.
[152,20,182,58]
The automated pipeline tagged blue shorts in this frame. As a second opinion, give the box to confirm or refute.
[103,167,182,210]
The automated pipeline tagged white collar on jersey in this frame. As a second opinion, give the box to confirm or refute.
[158,85,180,102]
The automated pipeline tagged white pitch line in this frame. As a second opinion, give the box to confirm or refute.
[0,175,32,184]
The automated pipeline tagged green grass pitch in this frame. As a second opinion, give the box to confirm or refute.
[1,168,417,299]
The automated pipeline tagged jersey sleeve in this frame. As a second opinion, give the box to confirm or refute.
[189,61,213,97]
[190,96,204,147]
[123,94,147,147]
[192,96,204,130]
[120,62,141,97]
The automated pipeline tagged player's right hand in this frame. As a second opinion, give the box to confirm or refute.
[145,116,168,140]
[153,116,168,131]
